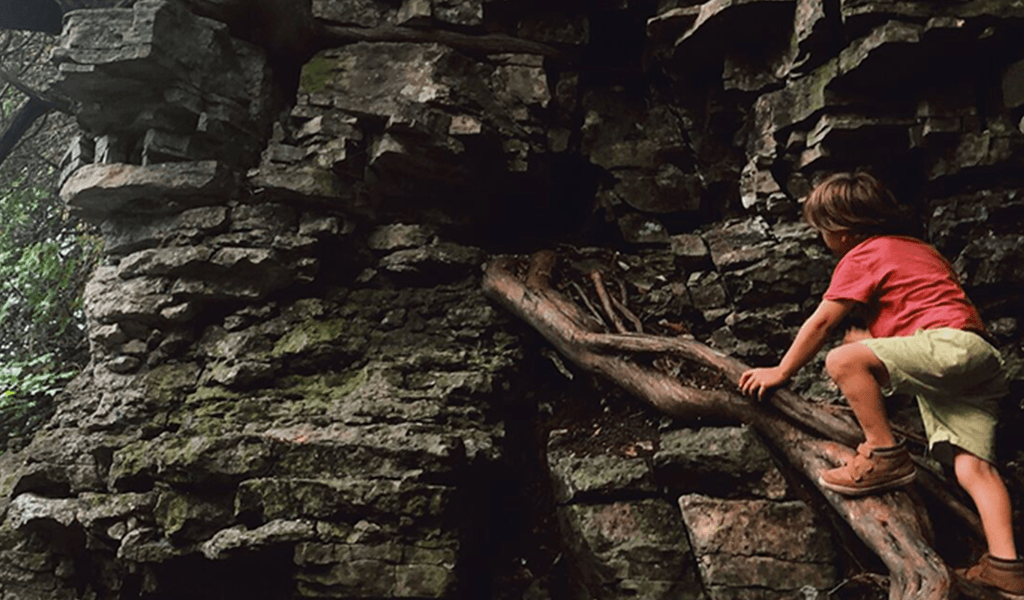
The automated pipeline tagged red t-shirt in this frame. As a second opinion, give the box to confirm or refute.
[824,236,984,338]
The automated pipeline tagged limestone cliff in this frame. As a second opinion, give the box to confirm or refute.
[1,1,1023,599]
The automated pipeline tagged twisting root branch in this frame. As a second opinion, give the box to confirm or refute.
[590,270,628,334]
[568,281,606,328]
[610,294,644,333]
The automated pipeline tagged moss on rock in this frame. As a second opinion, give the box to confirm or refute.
[299,54,337,95]
[272,318,348,357]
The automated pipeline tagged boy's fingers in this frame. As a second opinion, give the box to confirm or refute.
[738,374,753,395]
[739,375,759,397]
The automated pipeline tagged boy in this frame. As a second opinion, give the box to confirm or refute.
[737,171,1024,594]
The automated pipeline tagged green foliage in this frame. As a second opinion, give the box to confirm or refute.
[0,354,76,450]
[0,354,75,400]
[0,180,99,449]
[0,181,100,361]
[0,30,98,448]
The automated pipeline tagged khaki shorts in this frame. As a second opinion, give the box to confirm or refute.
[859,328,1007,464]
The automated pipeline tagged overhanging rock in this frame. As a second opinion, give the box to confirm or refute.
[53,0,273,168]
[60,161,238,219]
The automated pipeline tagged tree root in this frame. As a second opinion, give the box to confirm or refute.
[482,251,993,600]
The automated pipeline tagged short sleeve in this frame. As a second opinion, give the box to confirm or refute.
[824,250,876,303]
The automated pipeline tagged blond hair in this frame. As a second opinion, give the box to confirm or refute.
[802,171,906,236]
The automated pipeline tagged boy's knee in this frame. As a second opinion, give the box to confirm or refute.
[954,451,1000,485]
[825,344,860,380]
[825,343,888,385]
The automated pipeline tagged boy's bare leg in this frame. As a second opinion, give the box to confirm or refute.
[954,450,1018,560]
[826,342,897,449]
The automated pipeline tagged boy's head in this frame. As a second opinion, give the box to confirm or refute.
[802,171,905,237]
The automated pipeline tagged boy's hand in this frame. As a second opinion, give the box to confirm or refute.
[738,367,789,400]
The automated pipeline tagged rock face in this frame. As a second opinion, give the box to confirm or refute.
[2,0,1024,598]
[53,0,274,169]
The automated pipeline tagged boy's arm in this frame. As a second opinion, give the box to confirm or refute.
[738,299,855,399]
